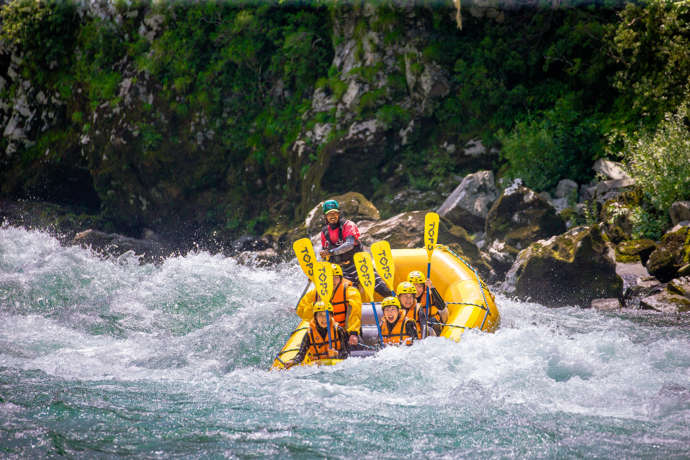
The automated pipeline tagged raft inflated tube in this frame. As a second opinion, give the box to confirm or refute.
[272,245,499,369]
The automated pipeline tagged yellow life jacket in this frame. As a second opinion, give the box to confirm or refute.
[307,319,342,360]
[380,316,414,346]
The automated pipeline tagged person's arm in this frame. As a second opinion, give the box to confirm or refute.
[405,320,417,346]
[336,326,349,359]
[295,289,317,319]
[345,286,362,335]
[287,332,310,366]
[430,287,448,323]
[329,235,356,255]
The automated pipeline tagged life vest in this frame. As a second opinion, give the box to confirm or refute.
[380,316,414,346]
[401,305,422,339]
[314,280,350,327]
[307,319,342,360]
[417,288,441,323]
[321,220,363,264]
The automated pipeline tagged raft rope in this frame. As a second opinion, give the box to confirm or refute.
[274,326,310,365]
[436,244,492,330]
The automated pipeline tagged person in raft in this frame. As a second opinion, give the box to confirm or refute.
[408,270,448,336]
[296,263,363,347]
[380,296,417,347]
[318,200,393,297]
[396,281,434,338]
[286,301,349,367]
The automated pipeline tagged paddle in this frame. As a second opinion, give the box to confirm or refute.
[354,252,384,348]
[314,261,334,351]
[371,240,395,296]
[423,212,439,339]
[292,238,316,310]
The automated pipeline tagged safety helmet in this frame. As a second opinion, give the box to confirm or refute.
[381,296,401,310]
[396,281,417,295]
[313,301,334,314]
[407,270,426,284]
[322,199,340,214]
[331,263,343,276]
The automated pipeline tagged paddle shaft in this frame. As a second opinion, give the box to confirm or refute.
[326,311,333,350]
[424,262,431,339]
[293,279,312,312]
[371,301,384,348]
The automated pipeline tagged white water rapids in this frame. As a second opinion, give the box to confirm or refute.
[1,226,688,458]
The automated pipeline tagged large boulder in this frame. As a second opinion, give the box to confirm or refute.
[615,239,657,264]
[502,225,623,307]
[485,182,566,250]
[72,229,167,263]
[304,192,380,235]
[645,225,690,282]
[593,159,630,181]
[437,170,498,233]
[359,211,493,280]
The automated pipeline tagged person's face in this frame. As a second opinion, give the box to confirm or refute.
[383,306,399,322]
[414,283,424,297]
[399,293,415,309]
[325,211,340,224]
[315,311,328,327]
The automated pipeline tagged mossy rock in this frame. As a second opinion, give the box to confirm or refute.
[646,226,690,282]
[486,185,566,250]
[502,225,623,307]
[615,239,656,264]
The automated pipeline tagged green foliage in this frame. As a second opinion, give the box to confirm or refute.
[499,94,602,191]
[612,0,690,125]
[623,99,690,216]
[629,205,668,241]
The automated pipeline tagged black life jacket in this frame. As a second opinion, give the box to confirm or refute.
[321,220,363,264]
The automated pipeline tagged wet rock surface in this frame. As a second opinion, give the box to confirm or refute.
[437,170,498,233]
[502,225,623,307]
[645,225,690,282]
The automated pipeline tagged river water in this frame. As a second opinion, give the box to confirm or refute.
[1,226,689,458]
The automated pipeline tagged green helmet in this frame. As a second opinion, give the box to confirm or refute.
[322,199,340,214]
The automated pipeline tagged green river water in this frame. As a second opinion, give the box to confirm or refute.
[1,226,689,458]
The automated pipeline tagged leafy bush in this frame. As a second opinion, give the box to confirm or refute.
[623,99,690,217]
[499,94,602,191]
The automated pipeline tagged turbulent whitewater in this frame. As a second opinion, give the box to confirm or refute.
[1,226,689,458]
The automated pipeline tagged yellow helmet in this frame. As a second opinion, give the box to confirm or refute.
[396,281,417,295]
[313,301,334,314]
[381,296,401,310]
[407,270,426,284]
[331,263,343,276]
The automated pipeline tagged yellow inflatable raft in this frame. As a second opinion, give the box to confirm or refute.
[272,244,499,369]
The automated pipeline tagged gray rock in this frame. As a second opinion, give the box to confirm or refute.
[502,225,623,308]
[485,184,566,250]
[669,201,690,226]
[640,291,690,313]
[73,229,166,263]
[555,179,578,199]
[437,170,498,233]
[593,159,630,181]
[591,298,621,311]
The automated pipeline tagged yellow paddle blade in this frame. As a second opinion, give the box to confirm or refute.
[293,238,316,281]
[424,212,440,261]
[353,252,376,301]
[314,261,334,302]
[371,240,395,291]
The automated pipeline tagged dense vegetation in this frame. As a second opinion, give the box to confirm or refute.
[1,0,688,242]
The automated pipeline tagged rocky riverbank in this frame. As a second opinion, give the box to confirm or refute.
[4,158,688,314]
